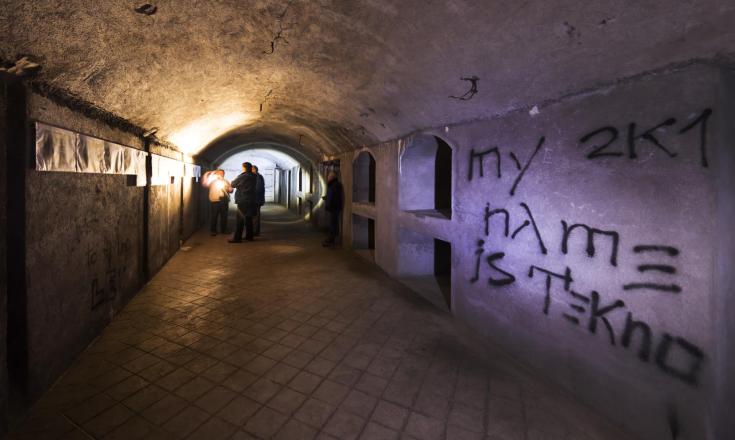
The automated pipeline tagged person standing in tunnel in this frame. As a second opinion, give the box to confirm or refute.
[229,162,258,243]
[206,169,233,236]
[252,165,266,236]
[322,171,344,247]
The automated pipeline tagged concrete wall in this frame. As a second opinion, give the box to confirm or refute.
[12,90,202,404]
[24,93,146,398]
[337,63,734,439]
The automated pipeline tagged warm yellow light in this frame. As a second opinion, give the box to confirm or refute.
[169,112,251,154]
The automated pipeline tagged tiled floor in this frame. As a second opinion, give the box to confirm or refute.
[9,206,631,439]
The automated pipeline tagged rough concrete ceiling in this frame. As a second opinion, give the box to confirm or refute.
[2,0,734,161]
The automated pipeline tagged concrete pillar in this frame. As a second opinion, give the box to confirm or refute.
[711,68,735,440]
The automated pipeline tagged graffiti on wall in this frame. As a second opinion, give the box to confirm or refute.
[470,200,705,386]
[468,109,714,194]
[466,108,713,387]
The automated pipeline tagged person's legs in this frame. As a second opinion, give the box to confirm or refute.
[324,210,339,245]
[210,202,219,235]
[218,200,228,233]
[231,204,245,242]
[245,215,254,241]
[254,206,261,236]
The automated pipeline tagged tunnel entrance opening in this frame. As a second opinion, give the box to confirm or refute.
[399,135,452,219]
[352,214,375,261]
[213,146,319,226]
[397,228,452,311]
[353,151,376,204]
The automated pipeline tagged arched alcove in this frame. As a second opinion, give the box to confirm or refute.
[399,135,452,218]
[353,151,376,204]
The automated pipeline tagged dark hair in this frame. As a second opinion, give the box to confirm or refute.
[252,165,259,172]
[243,162,252,172]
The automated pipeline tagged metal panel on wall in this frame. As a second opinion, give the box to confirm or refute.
[34,122,147,183]
[35,122,77,172]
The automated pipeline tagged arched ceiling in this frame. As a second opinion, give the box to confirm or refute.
[210,141,313,169]
[219,148,300,172]
[2,0,734,159]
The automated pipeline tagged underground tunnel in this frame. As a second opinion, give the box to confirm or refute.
[1,1,735,439]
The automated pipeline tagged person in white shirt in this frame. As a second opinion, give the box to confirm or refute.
[205,169,233,236]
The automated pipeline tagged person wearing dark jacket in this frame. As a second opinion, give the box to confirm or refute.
[253,165,266,236]
[229,162,257,242]
[322,171,343,246]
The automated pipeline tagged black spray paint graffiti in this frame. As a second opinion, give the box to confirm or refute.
[561,221,619,266]
[527,264,705,386]
[468,109,714,204]
[471,201,705,386]
[483,202,548,254]
[468,137,545,196]
[470,240,515,286]
[623,244,681,293]
[579,108,713,167]
[449,76,479,101]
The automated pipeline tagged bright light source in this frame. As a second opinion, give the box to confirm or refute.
[169,112,251,155]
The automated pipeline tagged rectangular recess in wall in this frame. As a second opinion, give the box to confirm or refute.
[434,238,452,309]
[352,214,375,262]
[397,228,452,311]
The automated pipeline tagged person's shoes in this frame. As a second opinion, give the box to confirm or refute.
[245,237,254,242]
[228,239,242,243]
[322,240,334,247]
[211,232,217,236]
